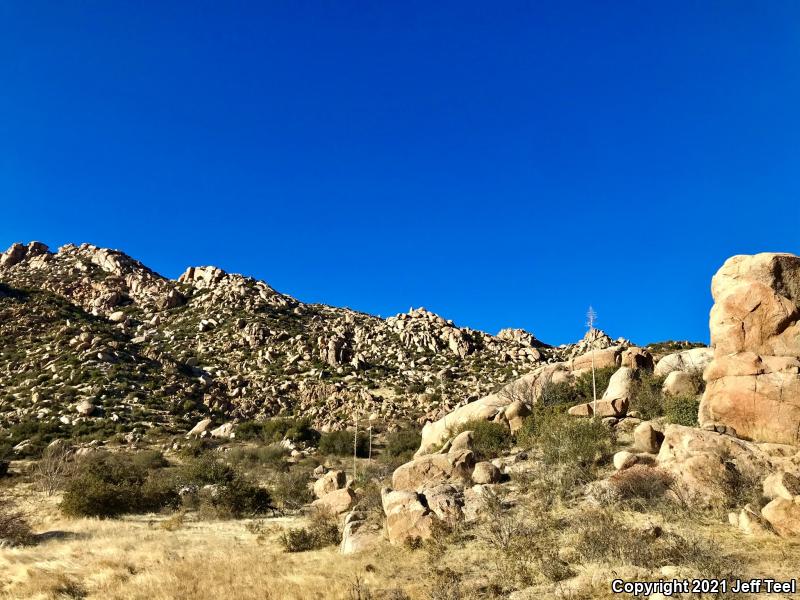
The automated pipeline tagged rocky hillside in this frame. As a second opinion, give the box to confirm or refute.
[0,241,574,436]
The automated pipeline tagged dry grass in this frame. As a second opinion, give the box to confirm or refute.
[0,486,424,600]
[3,479,800,600]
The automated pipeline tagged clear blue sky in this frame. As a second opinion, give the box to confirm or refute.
[2,2,799,345]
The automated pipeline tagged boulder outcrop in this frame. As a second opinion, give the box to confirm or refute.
[699,253,800,445]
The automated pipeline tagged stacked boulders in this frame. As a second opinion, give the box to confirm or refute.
[699,253,800,446]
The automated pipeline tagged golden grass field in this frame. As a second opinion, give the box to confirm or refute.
[3,481,800,600]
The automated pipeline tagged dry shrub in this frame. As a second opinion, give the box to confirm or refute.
[0,494,33,546]
[573,507,741,589]
[33,441,75,495]
[479,500,572,594]
[609,465,675,500]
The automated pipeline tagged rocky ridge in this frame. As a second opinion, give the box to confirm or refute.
[0,241,570,435]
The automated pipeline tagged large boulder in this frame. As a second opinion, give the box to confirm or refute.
[655,424,796,507]
[314,470,346,498]
[381,488,436,545]
[311,488,356,515]
[340,511,381,554]
[662,371,699,397]
[621,347,654,371]
[653,347,714,378]
[761,498,800,538]
[569,346,622,371]
[417,394,508,456]
[392,449,475,492]
[699,253,800,445]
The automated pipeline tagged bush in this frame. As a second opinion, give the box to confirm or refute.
[60,451,179,518]
[280,508,340,552]
[383,429,422,460]
[0,495,33,546]
[630,372,666,419]
[238,418,320,445]
[609,465,675,500]
[179,454,273,518]
[453,420,512,461]
[536,414,612,468]
[319,430,369,457]
[227,444,289,469]
[270,469,314,511]
[664,394,700,426]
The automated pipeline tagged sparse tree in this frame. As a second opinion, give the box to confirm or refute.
[34,442,75,496]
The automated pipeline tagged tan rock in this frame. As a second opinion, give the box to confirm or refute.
[472,461,502,484]
[417,394,508,456]
[662,371,699,397]
[567,398,628,418]
[312,487,355,515]
[504,400,531,433]
[656,425,774,507]
[613,451,637,470]
[621,347,654,371]
[761,498,800,537]
[381,488,435,545]
[187,418,212,438]
[653,347,713,378]
[392,449,475,492]
[340,511,381,555]
[314,469,346,498]
[423,484,464,524]
[569,346,622,371]
[763,471,800,501]
[633,422,662,454]
[210,422,235,439]
[699,253,800,445]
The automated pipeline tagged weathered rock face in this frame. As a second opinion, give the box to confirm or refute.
[311,487,355,514]
[416,394,509,456]
[392,449,475,491]
[761,498,800,537]
[655,424,800,507]
[381,488,435,545]
[653,347,713,378]
[313,470,346,498]
[340,510,381,554]
[699,253,800,446]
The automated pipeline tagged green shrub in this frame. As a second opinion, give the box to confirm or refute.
[384,429,422,460]
[318,430,369,457]
[179,454,273,518]
[270,469,314,511]
[60,451,179,518]
[280,509,340,552]
[453,419,512,461]
[630,372,666,419]
[664,394,700,426]
[239,418,320,445]
[227,444,289,469]
[536,414,612,468]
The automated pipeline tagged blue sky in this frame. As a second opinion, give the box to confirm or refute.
[2,1,799,345]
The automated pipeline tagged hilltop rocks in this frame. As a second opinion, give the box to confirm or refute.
[0,241,49,268]
[653,347,713,378]
[699,253,800,445]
